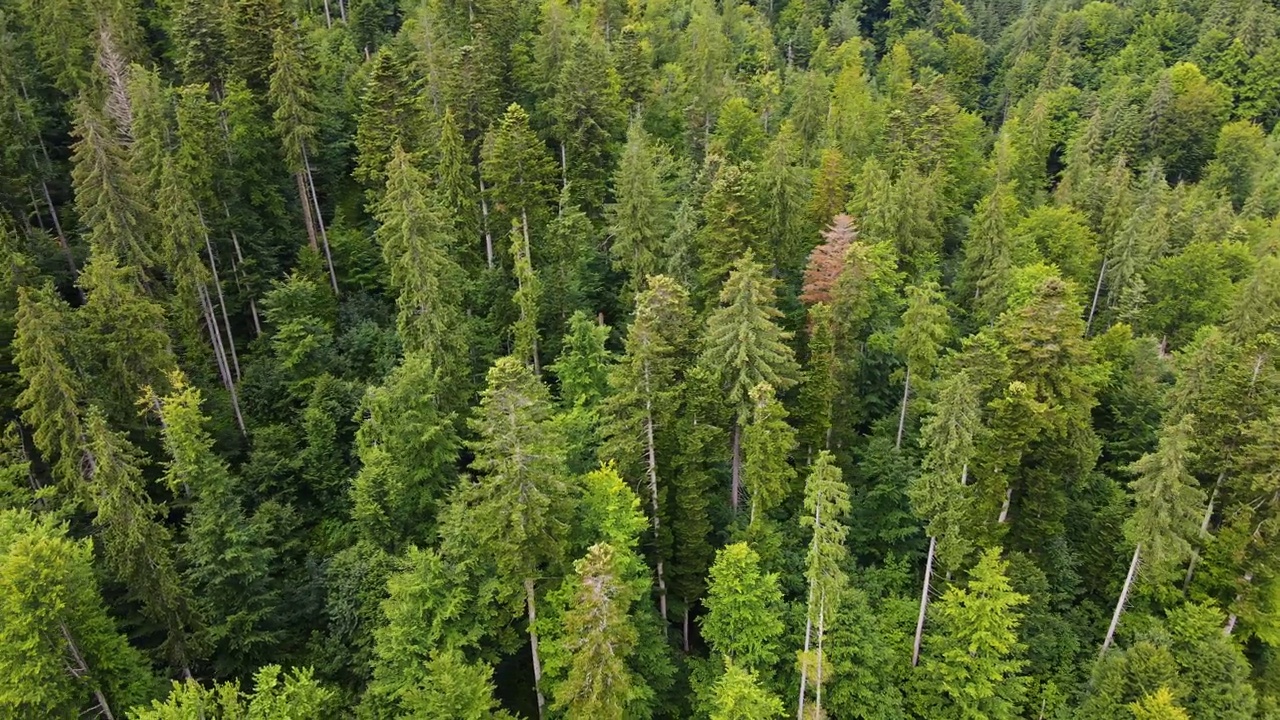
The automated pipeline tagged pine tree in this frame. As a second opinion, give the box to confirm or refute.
[796,450,851,720]
[742,382,797,525]
[351,352,460,550]
[155,374,283,676]
[70,98,154,273]
[701,252,799,511]
[133,665,333,719]
[442,356,572,719]
[1102,415,1204,655]
[711,659,786,720]
[550,543,642,719]
[916,547,1029,720]
[82,406,198,674]
[701,542,785,670]
[13,284,84,486]
[0,509,154,718]
[376,145,466,372]
[895,281,950,449]
[269,26,336,292]
[607,123,676,292]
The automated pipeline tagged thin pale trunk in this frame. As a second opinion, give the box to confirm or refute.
[1101,543,1140,656]
[912,535,936,666]
[37,181,80,283]
[799,489,822,718]
[321,0,332,27]
[197,208,241,381]
[199,285,247,435]
[1185,472,1223,591]
[642,366,668,622]
[295,171,318,249]
[301,146,339,295]
[61,623,115,720]
[560,142,567,190]
[998,487,1012,523]
[814,600,825,718]
[896,367,911,450]
[683,603,691,653]
[521,208,539,373]
[730,423,742,512]
[525,578,546,720]
[222,204,262,336]
[337,0,347,22]
[1086,258,1107,334]
[479,177,494,269]
[1225,572,1254,636]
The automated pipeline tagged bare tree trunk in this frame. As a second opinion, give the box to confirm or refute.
[222,203,262,336]
[730,423,742,513]
[199,285,247,435]
[337,0,347,22]
[521,208,539,374]
[896,367,911,450]
[683,603,691,653]
[525,578,546,720]
[479,177,494,269]
[1086,258,1107,334]
[61,622,115,720]
[643,372,668,622]
[320,0,332,27]
[560,141,567,190]
[998,487,1013,524]
[1225,573,1254,636]
[912,535,936,666]
[301,145,339,295]
[197,208,240,380]
[296,171,318,249]
[1101,543,1140,656]
[37,181,80,283]
[815,600,826,718]
[798,490,823,718]
[1184,472,1222,591]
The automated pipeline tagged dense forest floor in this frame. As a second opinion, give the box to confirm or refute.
[2,0,1280,717]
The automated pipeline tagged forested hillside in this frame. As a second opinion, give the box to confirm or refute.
[1,0,1279,716]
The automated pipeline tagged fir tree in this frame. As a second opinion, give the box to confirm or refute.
[607,123,676,292]
[701,542,785,671]
[796,450,851,720]
[133,665,333,719]
[895,281,950,449]
[13,284,83,487]
[70,99,154,273]
[711,659,786,720]
[701,252,799,511]
[742,382,797,525]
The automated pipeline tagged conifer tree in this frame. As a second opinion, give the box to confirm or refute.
[551,543,642,719]
[607,123,676,292]
[701,252,799,511]
[895,281,950,449]
[698,163,765,292]
[0,509,154,718]
[13,284,83,486]
[711,659,785,720]
[435,107,483,268]
[701,542,785,671]
[797,302,837,456]
[1102,415,1204,655]
[228,0,287,90]
[916,547,1029,720]
[375,145,466,374]
[269,26,337,293]
[351,352,460,551]
[173,0,230,91]
[353,44,427,199]
[70,99,154,274]
[155,374,284,676]
[511,219,544,373]
[82,406,198,675]
[443,356,572,719]
[548,33,625,211]
[481,103,557,257]
[758,123,807,276]
[742,382,797,525]
[1129,688,1190,720]
[133,665,333,719]
[400,649,515,719]
[962,181,1019,320]
[796,450,850,720]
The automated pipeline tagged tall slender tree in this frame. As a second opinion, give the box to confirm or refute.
[796,451,850,720]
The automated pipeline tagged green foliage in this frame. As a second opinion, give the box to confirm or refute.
[132,665,333,719]
[701,542,785,670]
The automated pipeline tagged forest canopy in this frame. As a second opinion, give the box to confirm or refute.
[1,0,1279,717]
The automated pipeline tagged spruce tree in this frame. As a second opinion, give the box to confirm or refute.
[548,32,625,211]
[375,145,466,375]
[0,509,155,718]
[711,659,786,720]
[481,103,557,256]
[435,107,483,269]
[133,665,333,719]
[13,284,83,486]
[895,280,950,449]
[796,450,851,720]
[607,123,676,292]
[400,649,515,719]
[70,99,154,273]
[701,252,799,511]
[742,382,797,525]
[701,542,785,671]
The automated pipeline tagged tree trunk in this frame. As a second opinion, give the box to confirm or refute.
[61,622,115,720]
[38,180,80,282]
[998,487,1012,524]
[798,489,823,718]
[520,208,539,374]
[896,367,911,450]
[642,372,668,622]
[479,177,494,269]
[525,577,546,720]
[320,0,332,27]
[814,600,826,718]
[199,285,247,435]
[295,170,318,249]
[337,0,347,22]
[223,206,262,336]
[1184,472,1222,591]
[301,145,339,295]
[912,535,936,666]
[559,141,568,190]
[1101,543,1140,656]
[197,208,240,381]
[1225,572,1254,636]
[683,603,691,653]
[1086,258,1108,334]
[730,423,742,513]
